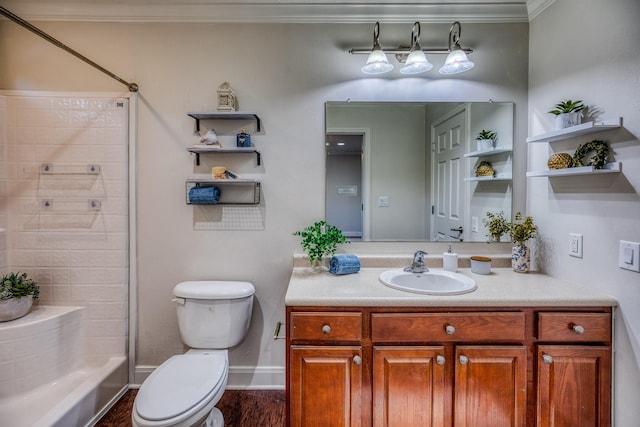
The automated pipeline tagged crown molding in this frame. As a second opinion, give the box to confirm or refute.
[1,2,530,24]
[526,0,556,20]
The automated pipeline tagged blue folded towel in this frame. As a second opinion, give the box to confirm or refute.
[329,254,361,275]
[188,186,221,204]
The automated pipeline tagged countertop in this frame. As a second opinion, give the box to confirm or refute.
[285,256,617,307]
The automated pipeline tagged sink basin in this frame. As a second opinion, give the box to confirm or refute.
[379,269,477,295]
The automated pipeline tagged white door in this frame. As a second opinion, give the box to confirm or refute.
[432,107,467,241]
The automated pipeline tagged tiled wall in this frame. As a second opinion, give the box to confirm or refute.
[1,94,129,362]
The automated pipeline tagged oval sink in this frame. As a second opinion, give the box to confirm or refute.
[379,269,477,295]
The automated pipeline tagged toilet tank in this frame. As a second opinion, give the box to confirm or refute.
[173,281,255,349]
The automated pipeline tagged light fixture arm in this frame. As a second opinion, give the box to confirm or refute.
[448,21,463,51]
[410,22,421,49]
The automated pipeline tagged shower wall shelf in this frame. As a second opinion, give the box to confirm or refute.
[187,112,261,133]
[187,146,261,166]
[186,179,261,205]
[526,118,621,143]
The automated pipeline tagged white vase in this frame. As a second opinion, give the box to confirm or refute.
[554,112,582,130]
[0,295,33,322]
[511,246,531,273]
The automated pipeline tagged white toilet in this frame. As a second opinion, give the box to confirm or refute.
[132,280,255,427]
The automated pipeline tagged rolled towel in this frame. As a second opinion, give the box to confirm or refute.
[188,186,221,204]
[329,254,361,275]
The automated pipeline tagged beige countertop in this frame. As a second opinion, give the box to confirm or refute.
[286,256,617,307]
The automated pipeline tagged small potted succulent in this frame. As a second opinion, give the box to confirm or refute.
[0,272,39,322]
[293,220,348,269]
[483,211,509,242]
[508,213,538,273]
[548,99,585,130]
[476,129,497,151]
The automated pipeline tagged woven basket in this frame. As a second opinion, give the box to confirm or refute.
[547,152,572,169]
[475,161,495,177]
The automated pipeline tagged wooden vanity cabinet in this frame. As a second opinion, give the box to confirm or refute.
[286,307,612,427]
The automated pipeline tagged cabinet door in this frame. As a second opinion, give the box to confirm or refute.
[454,346,527,427]
[372,346,451,427]
[290,346,363,427]
[536,345,611,427]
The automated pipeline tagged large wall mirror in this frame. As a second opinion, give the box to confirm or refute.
[325,101,513,242]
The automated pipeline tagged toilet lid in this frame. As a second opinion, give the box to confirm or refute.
[136,353,227,421]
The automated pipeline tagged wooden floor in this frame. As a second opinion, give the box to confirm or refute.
[96,389,286,427]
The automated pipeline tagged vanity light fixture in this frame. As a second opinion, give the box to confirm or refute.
[350,21,474,75]
[439,21,475,74]
[360,21,394,74]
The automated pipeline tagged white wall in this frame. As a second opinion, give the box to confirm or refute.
[0,21,529,387]
[528,0,640,425]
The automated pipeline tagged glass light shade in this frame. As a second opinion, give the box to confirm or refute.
[361,47,393,74]
[439,49,475,74]
[400,49,433,74]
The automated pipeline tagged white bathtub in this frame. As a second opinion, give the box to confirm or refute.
[0,306,128,427]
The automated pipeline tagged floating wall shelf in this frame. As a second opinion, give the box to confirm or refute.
[526,162,621,178]
[464,146,512,158]
[187,146,261,166]
[188,112,261,133]
[526,118,622,143]
[186,179,261,205]
[465,173,512,182]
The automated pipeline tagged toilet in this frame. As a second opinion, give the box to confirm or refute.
[132,280,255,427]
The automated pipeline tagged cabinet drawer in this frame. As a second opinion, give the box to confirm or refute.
[290,312,362,342]
[372,312,525,342]
[538,313,611,342]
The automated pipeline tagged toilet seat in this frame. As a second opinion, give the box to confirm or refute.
[134,352,227,425]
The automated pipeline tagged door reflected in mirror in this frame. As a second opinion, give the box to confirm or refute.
[325,101,513,242]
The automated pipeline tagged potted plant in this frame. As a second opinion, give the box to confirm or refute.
[476,129,496,151]
[483,211,509,242]
[0,272,39,322]
[548,99,585,130]
[508,212,538,273]
[293,220,348,269]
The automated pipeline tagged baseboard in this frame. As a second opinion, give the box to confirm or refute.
[133,365,285,390]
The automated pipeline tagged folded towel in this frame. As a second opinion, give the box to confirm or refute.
[188,186,221,204]
[329,254,361,275]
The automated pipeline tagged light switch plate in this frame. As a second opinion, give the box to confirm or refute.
[569,233,583,258]
[619,241,640,272]
[471,217,479,233]
[378,196,390,207]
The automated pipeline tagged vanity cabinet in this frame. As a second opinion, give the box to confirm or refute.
[286,307,612,427]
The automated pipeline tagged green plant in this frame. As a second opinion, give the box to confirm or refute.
[0,272,39,301]
[508,212,538,249]
[483,211,509,240]
[293,220,348,264]
[477,129,496,140]
[548,99,585,115]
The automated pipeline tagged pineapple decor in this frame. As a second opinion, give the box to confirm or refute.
[475,161,495,177]
[547,152,573,169]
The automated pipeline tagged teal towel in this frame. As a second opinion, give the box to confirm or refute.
[188,186,221,204]
[329,254,360,275]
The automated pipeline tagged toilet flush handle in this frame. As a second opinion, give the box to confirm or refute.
[172,297,186,305]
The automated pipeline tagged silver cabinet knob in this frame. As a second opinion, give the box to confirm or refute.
[436,355,446,365]
[353,355,362,365]
[321,324,331,334]
[542,354,553,364]
[445,325,456,335]
[572,324,585,335]
[459,355,469,365]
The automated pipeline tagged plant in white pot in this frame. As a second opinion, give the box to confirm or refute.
[476,129,496,151]
[548,99,585,130]
[508,213,538,273]
[0,272,39,322]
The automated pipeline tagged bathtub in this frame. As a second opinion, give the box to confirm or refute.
[0,306,128,427]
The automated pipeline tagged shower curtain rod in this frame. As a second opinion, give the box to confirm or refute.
[0,6,139,92]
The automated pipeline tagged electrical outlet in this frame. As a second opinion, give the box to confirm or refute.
[619,241,640,272]
[569,233,583,258]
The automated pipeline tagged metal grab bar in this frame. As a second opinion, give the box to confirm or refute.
[0,6,139,92]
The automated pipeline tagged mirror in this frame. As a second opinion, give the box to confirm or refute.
[325,101,513,242]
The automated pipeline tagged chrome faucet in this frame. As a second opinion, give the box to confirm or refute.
[404,250,429,273]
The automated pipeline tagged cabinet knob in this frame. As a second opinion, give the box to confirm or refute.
[353,355,362,365]
[459,355,469,365]
[542,354,553,364]
[436,355,446,365]
[321,325,331,334]
[445,325,456,335]
[572,324,585,335]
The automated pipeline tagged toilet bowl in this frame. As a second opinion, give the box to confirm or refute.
[132,281,255,427]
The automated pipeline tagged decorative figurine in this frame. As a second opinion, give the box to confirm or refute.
[217,81,238,111]
[200,129,221,147]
